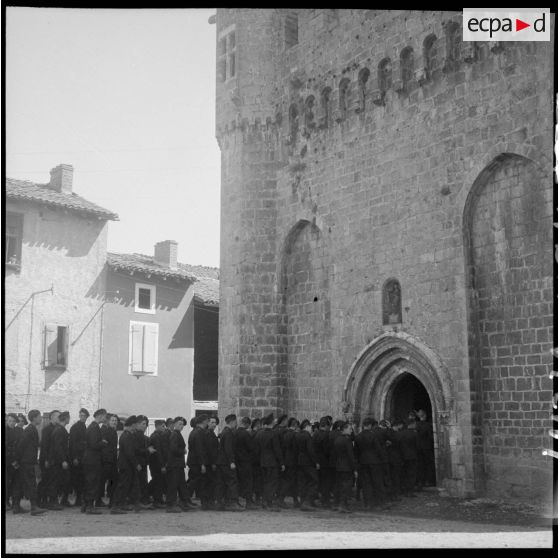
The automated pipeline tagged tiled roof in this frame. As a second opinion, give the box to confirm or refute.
[107,252,219,305]
[6,178,119,221]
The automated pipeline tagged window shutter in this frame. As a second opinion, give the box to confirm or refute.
[62,326,70,368]
[43,324,58,368]
[130,323,144,373]
[143,324,158,374]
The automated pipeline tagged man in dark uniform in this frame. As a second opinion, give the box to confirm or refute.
[82,408,108,514]
[166,416,189,513]
[13,409,47,515]
[328,420,343,509]
[273,414,288,506]
[201,416,219,510]
[69,408,89,507]
[215,414,243,511]
[98,413,118,508]
[386,419,404,500]
[255,413,284,512]
[6,413,21,510]
[111,415,139,514]
[235,416,258,509]
[46,411,71,510]
[296,419,320,511]
[250,418,262,506]
[148,419,168,508]
[38,409,60,508]
[333,421,357,513]
[313,416,331,508]
[378,419,393,499]
[355,417,387,510]
[278,417,299,509]
[400,418,419,497]
[133,415,155,508]
[416,409,435,488]
[185,414,209,508]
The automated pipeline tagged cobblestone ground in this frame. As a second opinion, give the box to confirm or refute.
[6,490,552,551]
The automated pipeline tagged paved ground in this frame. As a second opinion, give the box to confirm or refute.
[6,491,554,552]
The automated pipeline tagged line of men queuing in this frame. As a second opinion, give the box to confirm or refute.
[5,406,434,516]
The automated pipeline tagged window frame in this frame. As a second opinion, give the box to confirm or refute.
[128,320,159,377]
[218,25,237,83]
[134,283,156,314]
[5,212,24,271]
[42,323,70,370]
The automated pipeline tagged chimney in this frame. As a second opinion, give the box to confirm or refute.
[49,164,74,194]
[154,240,178,270]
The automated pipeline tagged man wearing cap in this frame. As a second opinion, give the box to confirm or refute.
[111,415,140,514]
[69,408,89,507]
[296,419,320,511]
[82,409,108,514]
[313,417,332,508]
[333,421,358,513]
[166,417,189,513]
[98,413,118,508]
[201,416,219,510]
[133,415,156,509]
[278,417,299,509]
[47,411,71,510]
[38,410,60,508]
[328,420,343,510]
[5,413,21,510]
[255,413,285,512]
[148,419,168,508]
[215,414,243,511]
[185,413,208,508]
[400,418,419,497]
[235,416,258,510]
[13,410,47,515]
[250,418,263,507]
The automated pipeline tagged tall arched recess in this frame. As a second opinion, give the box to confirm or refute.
[278,219,332,416]
[463,152,553,498]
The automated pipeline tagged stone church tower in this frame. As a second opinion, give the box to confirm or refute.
[214,9,554,500]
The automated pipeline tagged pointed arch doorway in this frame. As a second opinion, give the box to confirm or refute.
[343,332,455,487]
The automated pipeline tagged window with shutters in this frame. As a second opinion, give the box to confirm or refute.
[218,27,236,82]
[135,283,156,314]
[6,212,23,270]
[43,324,69,369]
[129,321,159,376]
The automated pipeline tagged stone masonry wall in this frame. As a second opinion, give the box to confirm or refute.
[216,9,554,500]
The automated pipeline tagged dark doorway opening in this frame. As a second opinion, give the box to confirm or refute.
[390,372,436,487]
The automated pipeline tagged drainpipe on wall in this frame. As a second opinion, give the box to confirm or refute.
[97,291,119,409]
[24,286,54,413]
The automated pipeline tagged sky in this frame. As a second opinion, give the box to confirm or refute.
[6,7,221,268]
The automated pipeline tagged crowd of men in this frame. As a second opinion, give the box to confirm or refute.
[5,406,434,516]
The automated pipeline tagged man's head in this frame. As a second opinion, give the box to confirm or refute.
[319,417,330,431]
[28,409,42,426]
[79,408,90,423]
[135,415,148,432]
[58,411,70,426]
[224,414,237,429]
[239,416,251,429]
[287,417,299,430]
[341,421,353,435]
[166,417,174,429]
[189,417,198,429]
[49,409,61,426]
[154,419,165,432]
[173,417,186,432]
[392,419,404,431]
[197,414,209,429]
[362,417,374,430]
[251,418,261,431]
[108,414,119,429]
[417,409,427,421]
[332,420,343,431]
[300,419,312,433]
[6,413,17,428]
[407,411,417,423]
[124,415,137,430]
[277,414,288,428]
[312,421,320,433]
[17,414,28,428]
[262,414,274,428]
[208,416,219,432]
[93,409,107,423]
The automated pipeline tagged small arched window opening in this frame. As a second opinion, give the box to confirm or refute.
[445,21,461,71]
[320,87,332,128]
[423,34,437,80]
[285,12,299,49]
[382,279,402,325]
[339,78,350,118]
[304,95,315,130]
[357,68,370,112]
[289,103,299,143]
[400,47,414,88]
[378,58,392,94]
